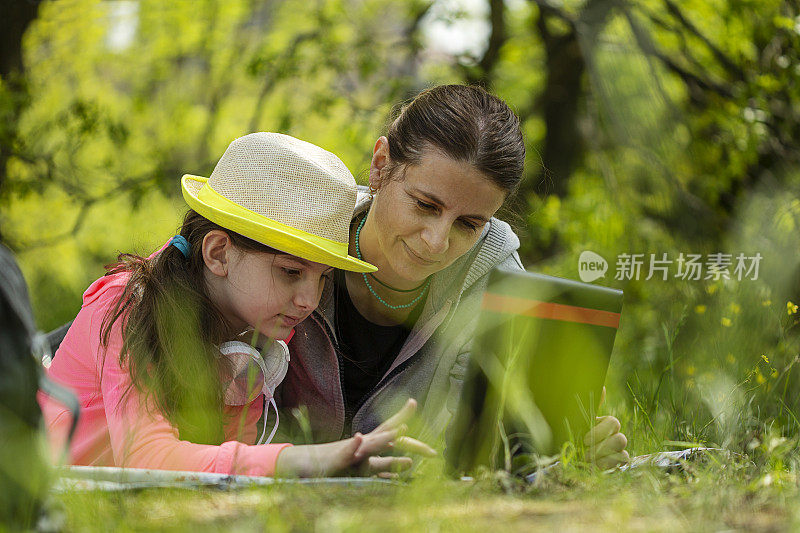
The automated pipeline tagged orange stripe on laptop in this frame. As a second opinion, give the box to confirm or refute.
[481,293,621,329]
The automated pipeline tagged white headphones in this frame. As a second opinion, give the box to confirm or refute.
[219,339,290,445]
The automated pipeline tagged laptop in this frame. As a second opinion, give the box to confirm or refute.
[446,267,623,475]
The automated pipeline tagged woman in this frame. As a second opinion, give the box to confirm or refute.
[278,86,629,469]
[38,133,433,477]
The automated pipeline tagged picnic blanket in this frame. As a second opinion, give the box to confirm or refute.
[53,465,395,492]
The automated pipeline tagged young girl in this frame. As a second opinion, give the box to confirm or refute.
[38,132,432,477]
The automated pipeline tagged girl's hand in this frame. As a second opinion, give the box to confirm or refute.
[355,398,437,458]
[274,399,435,478]
[583,387,629,469]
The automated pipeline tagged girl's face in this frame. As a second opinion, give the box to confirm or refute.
[366,141,507,286]
[204,233,332,339]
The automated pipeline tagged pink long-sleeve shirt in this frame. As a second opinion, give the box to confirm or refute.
[37,266,291,476]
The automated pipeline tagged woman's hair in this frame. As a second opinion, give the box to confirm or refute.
[385,84,526,195]
[101,210,279,444]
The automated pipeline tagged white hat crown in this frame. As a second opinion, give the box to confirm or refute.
[207,132,356,244]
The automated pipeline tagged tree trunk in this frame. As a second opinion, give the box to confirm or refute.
[0,0,42,246]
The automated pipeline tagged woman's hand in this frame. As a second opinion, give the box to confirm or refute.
[583,387,629,469]
[274,399,436,478]
[584,415,629,469]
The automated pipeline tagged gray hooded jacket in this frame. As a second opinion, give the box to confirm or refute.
[276,188,523,443]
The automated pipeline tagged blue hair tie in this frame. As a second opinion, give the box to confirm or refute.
[169,235,191,258]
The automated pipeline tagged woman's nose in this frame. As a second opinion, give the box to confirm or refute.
[421,220,450,256]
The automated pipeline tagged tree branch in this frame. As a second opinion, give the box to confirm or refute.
[529,0,576,25]
[0,0,41,79]
[623,9,735,102]
[662,0,745,81]
[465,0,508,87]
[8,199,95,252]
[524,0,618,198]
[247,30,320,133]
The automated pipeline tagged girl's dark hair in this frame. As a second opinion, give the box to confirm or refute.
[385,84,526,195]
[101,210,279,444]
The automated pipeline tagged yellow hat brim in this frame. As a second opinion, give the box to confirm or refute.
[181,175,376,273]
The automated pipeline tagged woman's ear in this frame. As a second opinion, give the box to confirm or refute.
[202,230,232,278]
[369,136,390,191]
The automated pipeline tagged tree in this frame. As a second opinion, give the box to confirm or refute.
[0,0,43,244]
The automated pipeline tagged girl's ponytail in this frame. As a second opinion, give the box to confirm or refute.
[101,210,278,444]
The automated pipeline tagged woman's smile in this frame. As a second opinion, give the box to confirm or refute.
[402,241,437,265]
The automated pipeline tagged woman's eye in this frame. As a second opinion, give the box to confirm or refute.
[416,200,436,212]
[282,268,302,278]
[460,220,478,232]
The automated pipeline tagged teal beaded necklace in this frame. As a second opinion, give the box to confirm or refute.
[354,213,430,311]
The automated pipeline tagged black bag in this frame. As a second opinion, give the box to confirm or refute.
[0,243,78,528]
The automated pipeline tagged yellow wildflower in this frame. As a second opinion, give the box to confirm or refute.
[771,369,779,378]
[762,299,772,307]
[788,301,798,315]
[707,285,718,295]
[761,354,770,363]
[721,317,732,327]
[686,365,696,376]
[729,303,741,314]
[726,353,736,364]
[695,305,707,314]
[756,371,766,384]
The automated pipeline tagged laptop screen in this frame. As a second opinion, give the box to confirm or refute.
[447,268,623,475]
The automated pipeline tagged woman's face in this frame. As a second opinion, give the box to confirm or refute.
[367,144,507,286]
[204,234,332,339]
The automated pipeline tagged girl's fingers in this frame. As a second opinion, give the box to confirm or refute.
[350,433,365,459]
[583,415,621,446]
[366,455,413,474]
[375,399,417,431]
[351,400,437,461]
[355,434,437,459]
[393,436,437,457]
[355,428,399,457]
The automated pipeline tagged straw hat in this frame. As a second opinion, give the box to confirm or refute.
[181,132,376,272]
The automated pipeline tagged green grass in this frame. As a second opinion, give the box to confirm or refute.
[53,456,799,532]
